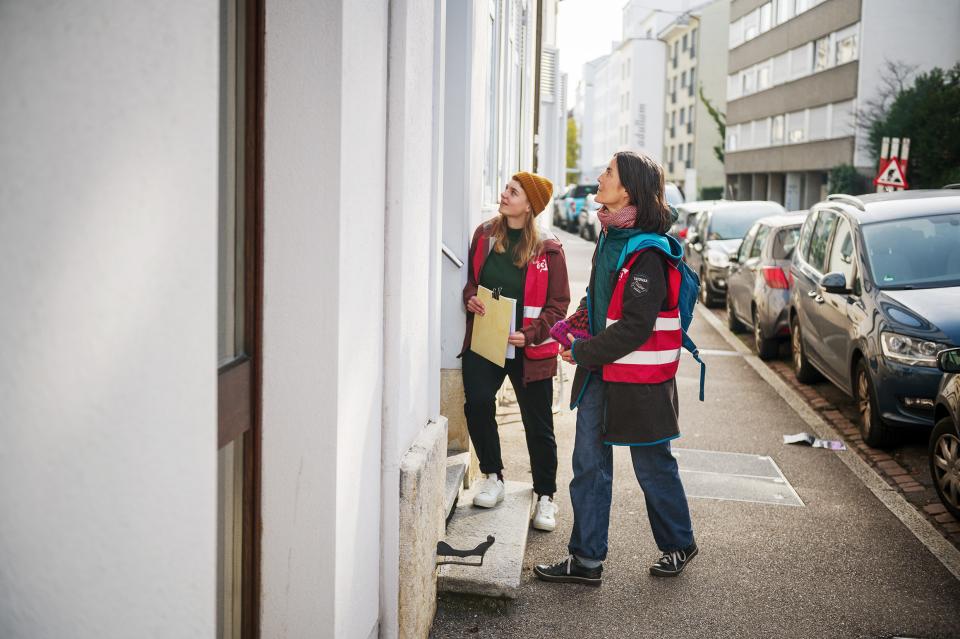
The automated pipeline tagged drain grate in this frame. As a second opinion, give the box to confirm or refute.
[672,448,804,507]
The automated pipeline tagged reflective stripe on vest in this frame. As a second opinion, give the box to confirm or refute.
[602,249,682,384]
[472,231,560,360]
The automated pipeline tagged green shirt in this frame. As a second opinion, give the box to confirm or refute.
[479,227,525,329]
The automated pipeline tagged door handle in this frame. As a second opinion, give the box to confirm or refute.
[807,290,818,298]
[814,295,824,304]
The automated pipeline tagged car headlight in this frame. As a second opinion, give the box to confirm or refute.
[705,250,730,268]
[880,331,948,367]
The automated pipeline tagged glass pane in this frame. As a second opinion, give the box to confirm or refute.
[218,0,247,368]
[751,226,770,258]
[827,218,855,282]
[217,437,245,639]
[807,211,837,272]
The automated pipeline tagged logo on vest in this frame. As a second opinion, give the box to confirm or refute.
[533,256,548,272]
[630,273,650,297]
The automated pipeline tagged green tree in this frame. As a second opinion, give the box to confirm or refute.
[566,115,581,184]
[699,85,725,163]
[868,63,960,189]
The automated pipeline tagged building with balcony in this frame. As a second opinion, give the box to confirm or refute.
[723,0,960,209]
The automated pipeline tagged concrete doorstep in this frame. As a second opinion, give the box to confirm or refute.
[437,480,535,599]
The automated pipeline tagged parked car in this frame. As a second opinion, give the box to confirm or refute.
[931,348,960,519]
[669,200,725,239]
[561,183,598,232]
[789,190,960,447]
[578,194,601,242]
[726,211,808,359]
[665,182,685,208]
[684,201,787,307]
[553,185,575,228]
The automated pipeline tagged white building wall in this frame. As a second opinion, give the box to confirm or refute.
[582,39,666,181]
[0,2,218,638]
[853,0,960,171]
[625,39,667,163]
[261,0,389,637]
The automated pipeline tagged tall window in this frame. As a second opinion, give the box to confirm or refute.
[218,0,262,637]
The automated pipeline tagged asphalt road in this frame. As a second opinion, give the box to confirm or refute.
[431,228,960,639]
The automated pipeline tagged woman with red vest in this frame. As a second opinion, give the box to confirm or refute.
[534,152,697,586]
[460,172,570,531]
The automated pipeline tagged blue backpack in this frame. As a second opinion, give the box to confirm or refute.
[617,233,706,401]
[675,259,706,401]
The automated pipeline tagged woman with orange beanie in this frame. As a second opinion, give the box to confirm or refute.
[459,172,571,531]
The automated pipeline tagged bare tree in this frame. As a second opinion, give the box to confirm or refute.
[858,60,918,158]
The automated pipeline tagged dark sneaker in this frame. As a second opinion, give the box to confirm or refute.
[649,542,698,577]
[533,555,602,586]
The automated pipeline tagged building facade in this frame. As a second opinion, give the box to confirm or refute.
[723,0,960,209]
[661,0,730,199]
[1,1,551,638]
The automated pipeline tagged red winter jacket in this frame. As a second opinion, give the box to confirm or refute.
[460,221,570,384]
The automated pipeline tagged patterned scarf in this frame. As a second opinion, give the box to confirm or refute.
[597,205,637,233]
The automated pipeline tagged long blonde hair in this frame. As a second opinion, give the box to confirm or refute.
[489,211,543,268]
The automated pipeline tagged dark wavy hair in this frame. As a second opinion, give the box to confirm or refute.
[614,151,672,234]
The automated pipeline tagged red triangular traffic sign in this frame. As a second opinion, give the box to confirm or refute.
[874,157,908,189]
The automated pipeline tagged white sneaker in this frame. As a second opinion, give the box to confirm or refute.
[472,474,505,508]
[532,495,558,531]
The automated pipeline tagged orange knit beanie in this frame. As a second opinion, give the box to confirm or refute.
[512,172,553,215]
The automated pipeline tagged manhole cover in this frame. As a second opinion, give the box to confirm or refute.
[673,448,804,507]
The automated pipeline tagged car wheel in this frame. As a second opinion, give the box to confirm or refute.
[855,358,895,448]
[726,294,745,333]
[790,315,820,383]
[930,417,960,520]
[753,307,779,360]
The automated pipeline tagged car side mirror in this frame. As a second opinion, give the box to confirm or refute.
[939,348,960,374]
[729,253,740,264]
[821,271,850,294]
[686,230,699,244]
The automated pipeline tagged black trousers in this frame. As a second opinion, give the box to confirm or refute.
[462,350,557,496]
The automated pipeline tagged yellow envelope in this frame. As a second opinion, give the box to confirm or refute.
[470,285,516,368]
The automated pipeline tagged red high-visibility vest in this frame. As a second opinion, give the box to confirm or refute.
[472,233,560,360]
[602,249,682,384]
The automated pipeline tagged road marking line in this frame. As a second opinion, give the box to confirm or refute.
[696,305,960,582]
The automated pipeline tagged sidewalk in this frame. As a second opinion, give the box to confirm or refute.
[431,230,960,639]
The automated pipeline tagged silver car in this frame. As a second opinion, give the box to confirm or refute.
[726,211,808,359]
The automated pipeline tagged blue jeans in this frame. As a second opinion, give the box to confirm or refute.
[567,377,694,561]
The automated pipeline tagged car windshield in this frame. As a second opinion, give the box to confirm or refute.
[862,212,960,289]
[708,205,785,240]
[573,184,598,198]
[771,226,801,259]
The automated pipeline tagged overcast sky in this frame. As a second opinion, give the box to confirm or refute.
[556,0,626,109]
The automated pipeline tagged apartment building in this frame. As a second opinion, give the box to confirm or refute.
[724,0,960,209]
[578,1,686,181]
[661,0,730,199]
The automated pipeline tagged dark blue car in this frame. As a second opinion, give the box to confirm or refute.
[789,190,960,447]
